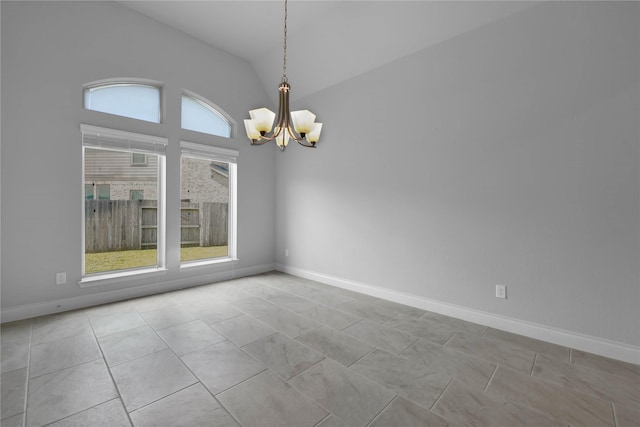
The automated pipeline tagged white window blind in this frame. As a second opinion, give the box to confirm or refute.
[180,141,238,164]
[81,124,167,155]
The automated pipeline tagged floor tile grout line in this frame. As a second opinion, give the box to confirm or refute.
[89,307,154,341]
[29,315,92,348]
[483,364,500,392]
[398,337,420,356]
[21,320,34,426]
[245,346,322,386]
[611,401,620,427]
[342,326,418,360]
[286,357,327,384]
[126,381,200,416]
[210,392,245,427]
[39,397,125,427]
[213,367,269,398]
[285,377,339,424]
[230,296,318,329]
[92,322,152,342]
[365,394,399,427]
[205,310,245,326]
[242,329,322,358]
[338,317,364,332]
[97,326,171,369]
[211,315,280,347]
[27,355,106,382]
[91,320,137,427]
[429,377,454,411]
[530,353,538,376]
[313,413,334,427]
[347,347,377,368]
[442,330,458,347]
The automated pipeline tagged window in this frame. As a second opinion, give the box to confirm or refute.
[180,142,237,265]
[81,81,237,282]
[85,184,94,200]
[84,82,161,123]
[131,153,147,166]
[82,125,167,277]
[96,184,111,200]
[181,93,231,138]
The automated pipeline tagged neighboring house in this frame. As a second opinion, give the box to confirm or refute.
[180,157,229,203]
[84,150,228,203]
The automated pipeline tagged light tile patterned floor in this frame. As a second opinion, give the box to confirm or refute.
[1,272,639,426]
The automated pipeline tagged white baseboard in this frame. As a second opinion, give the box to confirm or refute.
[276,264,640,365]
[0,263,274,323]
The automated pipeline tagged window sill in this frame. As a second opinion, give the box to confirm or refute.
[180,256,238,270]
[79,267,168,288]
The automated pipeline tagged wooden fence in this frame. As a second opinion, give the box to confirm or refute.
[85,200,227,253]
[180,201,228,248]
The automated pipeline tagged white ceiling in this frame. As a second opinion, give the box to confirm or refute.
[119,1,537,103]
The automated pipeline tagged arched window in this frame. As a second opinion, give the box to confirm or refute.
[84,81,161,123]
[80,80,238,284]
[181,93,232,138]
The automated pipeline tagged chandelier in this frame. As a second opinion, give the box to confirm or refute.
[244,0,322,151]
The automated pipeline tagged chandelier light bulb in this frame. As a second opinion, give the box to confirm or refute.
[243,119,261,142]
[306,123,322,145]
[291,110,316,136]
[248,108,276,134]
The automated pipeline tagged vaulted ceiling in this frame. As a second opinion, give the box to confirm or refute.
[120,1,538,103]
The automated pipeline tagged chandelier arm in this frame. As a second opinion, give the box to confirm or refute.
[250,138,271,145]
[295,138,317,148]
[286,126,303,142]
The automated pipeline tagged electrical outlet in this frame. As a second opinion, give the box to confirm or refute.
[56,272,67,285]
[495,285,506,299]
[285,249,289,257]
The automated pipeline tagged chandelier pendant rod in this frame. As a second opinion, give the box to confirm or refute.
[282,0,288,83]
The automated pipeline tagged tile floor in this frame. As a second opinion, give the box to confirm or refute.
[1,271,639,426]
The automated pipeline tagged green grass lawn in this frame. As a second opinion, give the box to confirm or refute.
[85,246,228,274]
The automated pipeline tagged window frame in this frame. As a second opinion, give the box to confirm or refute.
[83,79,163,124]
[130,190,144,200]
[131,153,148,166]
[181,90,235,138]
[80,124,168,286]
[96,184,111,200]
[179,141,238,269]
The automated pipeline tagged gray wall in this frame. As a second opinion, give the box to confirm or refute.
[276,2,640,346]
[1,1,276,311]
